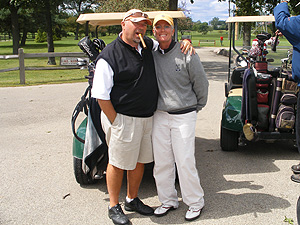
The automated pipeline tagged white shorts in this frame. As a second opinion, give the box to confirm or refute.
[101,112,153,170]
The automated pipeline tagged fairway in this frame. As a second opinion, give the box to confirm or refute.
[0,31,292,87]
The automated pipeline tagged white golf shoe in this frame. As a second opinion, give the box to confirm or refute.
[185,206,203,221]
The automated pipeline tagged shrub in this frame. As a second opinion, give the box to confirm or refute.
[35,30,47,43]
[35,29,61,43]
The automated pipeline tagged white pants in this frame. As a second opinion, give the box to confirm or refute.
[152,111,204,208]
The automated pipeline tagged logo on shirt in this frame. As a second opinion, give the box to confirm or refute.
[175,64,181,72]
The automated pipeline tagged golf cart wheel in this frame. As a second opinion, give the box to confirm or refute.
[220,126,239,151]
[73,157,97,185]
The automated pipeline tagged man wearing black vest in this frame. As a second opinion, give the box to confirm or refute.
[91,9,192,225]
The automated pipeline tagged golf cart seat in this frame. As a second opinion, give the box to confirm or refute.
[225,66,246,97]
[256,33,271,43]
[231,66,245,85]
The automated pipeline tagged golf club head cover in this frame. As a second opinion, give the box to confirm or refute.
[78,36,99,61]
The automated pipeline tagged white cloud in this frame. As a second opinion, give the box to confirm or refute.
[181,0,233,22]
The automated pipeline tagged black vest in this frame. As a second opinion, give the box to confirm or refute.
[96,36,158,117]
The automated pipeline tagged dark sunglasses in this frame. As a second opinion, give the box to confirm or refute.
[124,12,149,21]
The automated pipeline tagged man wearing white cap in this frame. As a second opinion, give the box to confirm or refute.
[151,13,208,221]
[91,9,193,225]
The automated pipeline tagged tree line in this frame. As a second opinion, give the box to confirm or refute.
[1,0,299,60]
[0,0,211,61]
[218,0,300,46]
[1,0,182,61]
[0,0,100,64]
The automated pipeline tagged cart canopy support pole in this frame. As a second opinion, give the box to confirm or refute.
[228,22,233,82]
[96,25,99,38]
[85,21,89,36]
[174,18,178,41]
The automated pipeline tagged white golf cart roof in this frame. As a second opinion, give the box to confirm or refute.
[77,11,186,27]
[226,15,275,23]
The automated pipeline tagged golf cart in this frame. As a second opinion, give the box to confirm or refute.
[181,30,192,43]
[72,11,186,185]
[220,15,297,151]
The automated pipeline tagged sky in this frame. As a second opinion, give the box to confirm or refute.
[181,0,233,23]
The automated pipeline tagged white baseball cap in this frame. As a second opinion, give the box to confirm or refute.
[122,9,152,25]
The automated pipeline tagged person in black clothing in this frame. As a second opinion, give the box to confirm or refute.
[91,9,193,225]
[91,9,156,225]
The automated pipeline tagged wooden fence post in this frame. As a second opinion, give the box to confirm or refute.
[19,48,25,84]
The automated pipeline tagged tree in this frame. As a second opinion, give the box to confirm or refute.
[0,9,11,36]
[234,0,264,46]
[178,17,193,34]
[219,0,300,46]
[0,1,40,50]
[94,0,195,39]
[96,0,169,38]
[0,0,64,59]
[169,0,178,10]
[260,0,299,15]
[44,0,56,64]
[169,0,195,10]
[61,0,100,40]
[97,0,169,12]
[9,2,20,54]
[18,8,39,46]
[210,17,220,30]
[193,21,209,35]
[264,0,299,32]
[218,0,260,46]
[97,0,194,12]
[65,15,83,37]
[29,0,64,65]
[107,25,122,36]
[0,0,30,54]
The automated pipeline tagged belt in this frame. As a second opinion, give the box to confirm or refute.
[167,107,196,115]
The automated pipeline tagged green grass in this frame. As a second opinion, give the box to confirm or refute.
[0,34,118,86]
[0,34,118,55]
[0,31,293,87]
[0,69,88,86]
[188,30,292,48]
